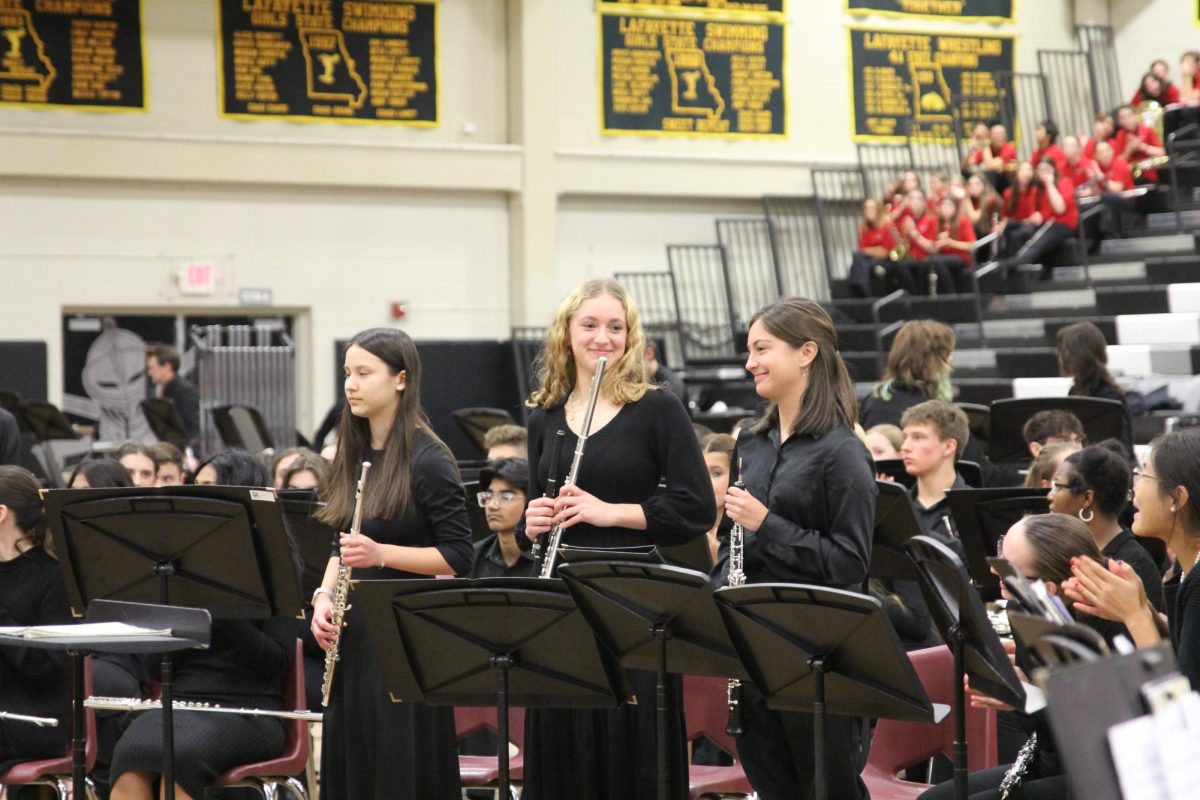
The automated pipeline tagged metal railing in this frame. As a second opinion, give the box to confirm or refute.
[856,142,913,198]
[614,270,686,368]
[996,71,1049,161]
[1038,50,1100,141]
[1077,25,1122,112]
[762,196,833,302]
[811,167,868,290]
[666,244,739,361]
[715,218,780,330]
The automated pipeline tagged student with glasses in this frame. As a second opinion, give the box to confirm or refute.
[470,458,534,578]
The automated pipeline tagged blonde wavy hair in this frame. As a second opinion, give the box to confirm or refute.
[526,279,654,409]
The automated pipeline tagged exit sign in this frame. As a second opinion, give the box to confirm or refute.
[179,262,216,295]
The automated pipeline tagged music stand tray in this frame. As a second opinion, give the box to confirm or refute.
[870,480,925,581]
[353,577,625,800]
[713,582,934,800]
[0,600,209,799]
[945,488,1049,589]
[42,486,304,800]
[905,535,1025,800]
[989,397,1125,464]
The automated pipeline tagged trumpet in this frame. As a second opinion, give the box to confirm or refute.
[321,460,371,707]
[537,356,608,578]
[725,458,747,737]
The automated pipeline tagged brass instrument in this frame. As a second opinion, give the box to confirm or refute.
[888,222,909,262]
[1136,100,1165,141]
[725,458,747,737]
[538,356,608,578]
[529,429,567,568]
[321,460,371,707]
[86,697,323,722]
[1133,155,1169,179]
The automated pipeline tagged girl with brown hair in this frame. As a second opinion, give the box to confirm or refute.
[1056,321,1132,450]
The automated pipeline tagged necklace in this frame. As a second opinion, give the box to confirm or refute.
[565,393,587,425]
[1183,548,1200,582]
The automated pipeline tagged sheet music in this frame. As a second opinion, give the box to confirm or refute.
[1108,715,1167,800]
[1108,691,1200,800]
[0,622,172,638]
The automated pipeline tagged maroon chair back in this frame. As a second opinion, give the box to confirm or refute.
[682,675,738,758]
[0,655,98,785]
[453,705,526,747]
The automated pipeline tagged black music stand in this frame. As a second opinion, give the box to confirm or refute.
[452,407,516,454]
[0,601,210,798]
[945,487,1048,589]
[211,404,274,453]
[713,583,935,800]
[44,485,304,800]
[140,398,190,451]
[556,561,750,800]
[874,459,984,491]
[277,488,335,598]
[1044,644,1179,800]
[354,577,624,800]
[1006,611,1109,673]
[905,535,1026,800]
[988,397,1125,464]
[870,479,925,580]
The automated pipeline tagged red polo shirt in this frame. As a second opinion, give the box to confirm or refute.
[938,217,978,266]
[1102,155,1135,191]
[1114,124,1164,181]
[907,211,939,261]
[1036,178,1078,230]
[1003,185,1038,221]
[859,224,896,253]
[1030,144,1069,175]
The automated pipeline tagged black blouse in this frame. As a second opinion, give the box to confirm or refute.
[1171,571,1200,689]
[331,431,474,578]
[526,389,713,551]
[730,422,877,590]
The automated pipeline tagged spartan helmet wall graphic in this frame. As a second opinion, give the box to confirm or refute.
[80,318,154,442]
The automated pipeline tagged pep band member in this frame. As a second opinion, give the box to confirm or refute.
[522,278,714,800]
[310,328,474,800]
[722,297,876,800]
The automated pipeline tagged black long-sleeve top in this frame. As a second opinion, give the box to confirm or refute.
[147,618,294,708]
[0,546,71,760]
[163,375,201,442]
[1171,571,1200,689]
[526,389,713,551]
[330,432,475,578]
[727,422,877,589]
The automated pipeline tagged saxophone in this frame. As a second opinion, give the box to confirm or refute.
[321,460,371,707]
[725,458,747,737]
[537,356,608,578]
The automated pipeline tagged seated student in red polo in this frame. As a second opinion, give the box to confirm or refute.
[1083,112,1114,160]
[1063,135,1102,194]
[1131,65,1180,106]
[996,161,1038,260]
[1094,140,1142,239]
[848,197,896,297]
[891,188,941,295]
[961,123,992,174]
[1114,104,1166,183]
[997,159,1078,279]
[888,170,922,227]
[978,123,1018,192]
[928,171,950,206]
[1181,51,1200,103]
[964,173,1004,239]
[1030,119,1069,176]
[930,195,977,294]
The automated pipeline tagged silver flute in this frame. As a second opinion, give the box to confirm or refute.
[0,710,58,727]
[725,458,747,736]
[321,460,371,707]
[538,356,608,578]
[85,697,322,722]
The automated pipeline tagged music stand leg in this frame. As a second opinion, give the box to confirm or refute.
[950,626,968,800]
[652,624,672,800]
[71,652,86,796]
[808,656,828,800]
[161,654,176,800]
[491,653,514,800]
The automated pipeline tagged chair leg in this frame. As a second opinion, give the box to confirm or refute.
[52,777,71,800]
[282,776,309,800]
[262,781,278,800]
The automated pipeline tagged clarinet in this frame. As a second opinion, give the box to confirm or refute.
[530,429,567,569]
[321,460,371,707]
[538,356,608,578]
[725,458,747,737]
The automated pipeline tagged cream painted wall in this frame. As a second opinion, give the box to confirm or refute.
[0,179,510,430]
[1109,0,1200,100]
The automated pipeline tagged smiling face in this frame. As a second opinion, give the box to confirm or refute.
[483,477,525,533]
[1047,463,1086,518]
[1132,454,1175,541]
[343,344,405,423]
[744,319,813,403]
[569,294,627,378]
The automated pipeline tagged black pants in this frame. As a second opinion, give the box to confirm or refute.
[889,257,962,295]
[917,764,1067,800]
[999,223,1074,276]
[735,682,870,800]
[848,252,887,297]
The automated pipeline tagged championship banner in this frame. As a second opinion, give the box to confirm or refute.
[598,0,785,15]
[599,11,785,138]
[848,26,1013,142]
[0,0,145,111]
[217,0,437,126]
[845,0,1014,23]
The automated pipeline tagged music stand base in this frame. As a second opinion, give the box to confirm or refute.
[491,653,514,800]
[653,624,672,800]
[950,626,968,800]
[808,656,829,800]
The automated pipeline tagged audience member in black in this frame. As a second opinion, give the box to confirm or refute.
[1064,428,1200,690]
[193,449,270,487]
[1056,321,1133,451]
[70,456,135,489]
[146,344,200,445]
[149,441,186,486]
[470,458,533,578]
[1049,444,1163,611]
[0,407,20,468]
[920,513,1115,800]
[1022,409,1085,458]
[644,341,687,407]
[282,451,328,491]
[721,298,875,800]
[482,424,528,461]
[115,440,157,488]
[0,466,71,774]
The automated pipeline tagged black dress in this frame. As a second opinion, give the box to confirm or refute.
[320,433,474,800]
[1170,567,1200,689]
[0,546,71,773]
[522,389,714,800]
[109,618,292,798]
[724,421,877,800]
